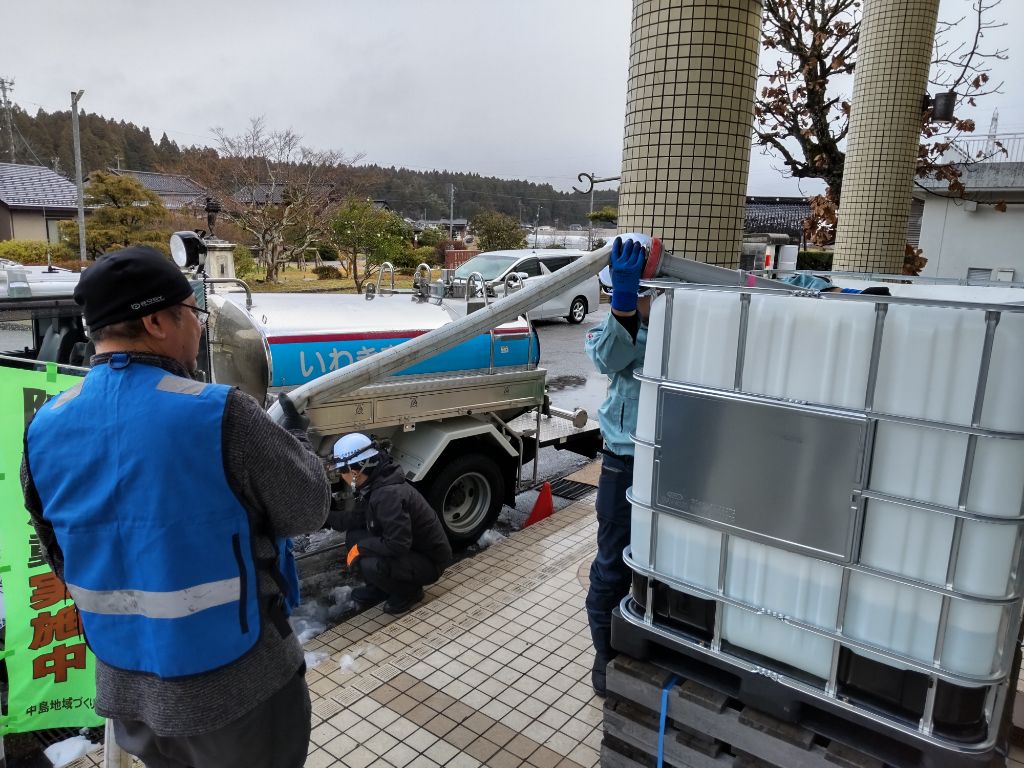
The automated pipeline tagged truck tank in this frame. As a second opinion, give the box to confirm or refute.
[203,289,539,406]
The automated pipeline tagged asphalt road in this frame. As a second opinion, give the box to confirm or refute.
[535,305,611,420]
[508,306,611,499]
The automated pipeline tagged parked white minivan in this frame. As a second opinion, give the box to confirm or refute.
[453,249,601,324]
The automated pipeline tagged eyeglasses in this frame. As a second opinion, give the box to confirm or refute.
[178,303,210,322]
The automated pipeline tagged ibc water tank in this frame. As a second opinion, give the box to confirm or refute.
[627,280,1024,740]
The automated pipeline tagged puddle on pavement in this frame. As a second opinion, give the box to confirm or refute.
[546,374,587,390]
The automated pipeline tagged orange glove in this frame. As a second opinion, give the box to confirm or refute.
[346,545,361,567]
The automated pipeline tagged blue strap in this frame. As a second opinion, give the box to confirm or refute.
[657,674,681,768]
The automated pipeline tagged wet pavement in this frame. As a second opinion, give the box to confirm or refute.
[533,307,611,421]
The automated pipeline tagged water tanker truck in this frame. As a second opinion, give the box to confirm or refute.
[0,238,607,547]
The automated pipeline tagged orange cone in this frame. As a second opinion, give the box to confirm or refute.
[523,481,554,528]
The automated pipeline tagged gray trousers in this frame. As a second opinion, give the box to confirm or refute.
[112,666,310,768]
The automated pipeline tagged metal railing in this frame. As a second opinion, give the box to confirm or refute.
[950,132,1024,164]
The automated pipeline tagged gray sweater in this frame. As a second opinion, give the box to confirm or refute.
[21,353,331,736]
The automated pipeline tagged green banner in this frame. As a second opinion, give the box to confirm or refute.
[0,362,103,734]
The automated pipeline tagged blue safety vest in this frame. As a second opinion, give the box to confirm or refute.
[27,355,299,678]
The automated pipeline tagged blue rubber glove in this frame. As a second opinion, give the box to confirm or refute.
[609,237,647,313]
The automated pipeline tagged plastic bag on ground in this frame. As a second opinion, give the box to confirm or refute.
[44,735,98,767]
[305,649,330,670]
[476,529,506,549]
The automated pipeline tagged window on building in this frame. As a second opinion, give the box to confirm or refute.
[966,267,1016,283]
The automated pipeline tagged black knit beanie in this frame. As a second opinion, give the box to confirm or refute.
[74,246,193,331]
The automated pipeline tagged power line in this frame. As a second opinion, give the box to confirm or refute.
[12,118,44,166]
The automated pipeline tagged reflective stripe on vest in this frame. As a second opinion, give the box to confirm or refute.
[27,359,263,678]
[67,577,242,619]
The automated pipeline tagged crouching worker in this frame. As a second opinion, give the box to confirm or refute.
[22,246,331,768]
[334,434,453,615]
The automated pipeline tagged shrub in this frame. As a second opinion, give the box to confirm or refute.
[388,247,422,272]
[313,265,342,280]
[797,249,833,271]
[417,227,445,248]
[0,239,77,265]
[316,242,340,263]
[233,245,258,280]
[411,246,440,268]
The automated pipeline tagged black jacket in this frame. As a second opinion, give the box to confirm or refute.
[345,457,453,570]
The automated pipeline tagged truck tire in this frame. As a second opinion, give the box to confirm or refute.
[422,453,505,548]
[566,296,588,324]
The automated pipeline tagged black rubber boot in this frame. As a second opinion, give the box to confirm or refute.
[352,584,388,605]
[384,587,425,615]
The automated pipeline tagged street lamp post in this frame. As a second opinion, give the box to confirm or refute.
[71,90,86,265]
[573,172,620,250]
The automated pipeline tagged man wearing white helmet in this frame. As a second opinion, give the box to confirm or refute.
[585,235,651,696]
[332,434,453,614]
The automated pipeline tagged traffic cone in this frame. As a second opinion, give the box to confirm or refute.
[523,481,554,528]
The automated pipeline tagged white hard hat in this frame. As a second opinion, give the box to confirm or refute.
[333,433,379,467]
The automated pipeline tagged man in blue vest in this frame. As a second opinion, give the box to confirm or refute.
[22,246,331,768]
[585,235,649,696]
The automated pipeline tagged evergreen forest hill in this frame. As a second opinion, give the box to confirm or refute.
[7,104,618,226]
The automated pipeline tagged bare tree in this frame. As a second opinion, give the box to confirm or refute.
[201,118,361,282]
[754,0,1008,246]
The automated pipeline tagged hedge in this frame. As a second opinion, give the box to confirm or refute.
[0,240,77,266]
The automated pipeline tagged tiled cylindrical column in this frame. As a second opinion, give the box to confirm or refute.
[618,0,762,266]
[832,0,940,272]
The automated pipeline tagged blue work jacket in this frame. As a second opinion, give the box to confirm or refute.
[585,312,648,457]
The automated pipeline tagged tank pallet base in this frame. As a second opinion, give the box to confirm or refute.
[603,655,888,768]
[611,606,1008,768]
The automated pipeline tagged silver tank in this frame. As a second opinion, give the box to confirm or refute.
[203,289,536,405]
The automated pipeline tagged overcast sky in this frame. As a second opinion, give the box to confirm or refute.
[4,0,1022,197]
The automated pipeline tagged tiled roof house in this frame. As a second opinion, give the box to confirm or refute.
[0,162,80,242]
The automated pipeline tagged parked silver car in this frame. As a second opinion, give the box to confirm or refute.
[453,249,601,324]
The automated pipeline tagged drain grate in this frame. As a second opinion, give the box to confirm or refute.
[548,478,596,500]
[34,726,91,747]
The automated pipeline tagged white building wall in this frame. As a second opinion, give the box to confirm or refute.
[919,198,1024,281]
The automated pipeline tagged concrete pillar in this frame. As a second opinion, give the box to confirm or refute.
[832,0,940,273]
[204,238,237,280]
[617,0,763,266]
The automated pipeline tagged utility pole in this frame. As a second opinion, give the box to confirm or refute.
[71,90,87,265]
[534,206,542,248]
[0,77,16,162]
[448,184,455,241]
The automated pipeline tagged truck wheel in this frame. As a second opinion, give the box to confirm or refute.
[566,296,588,324]
[423,454,504,548]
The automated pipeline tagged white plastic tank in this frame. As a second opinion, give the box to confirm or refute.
[631,283,1024,681]
[776,245,798,273]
